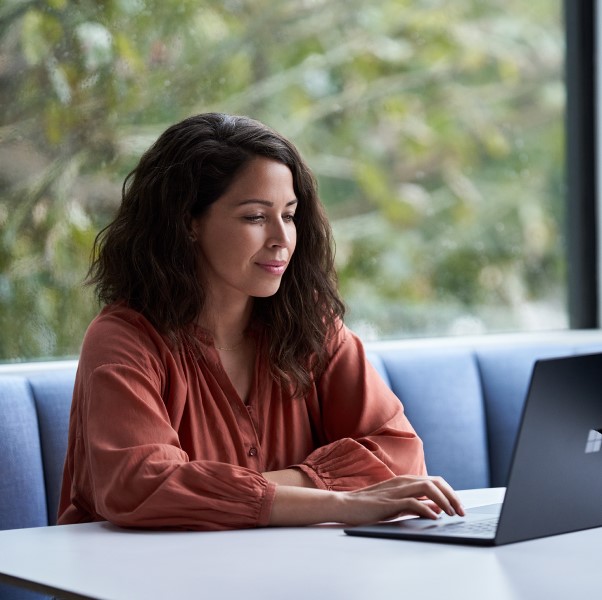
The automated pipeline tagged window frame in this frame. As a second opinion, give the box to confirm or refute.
[566,0,598,328]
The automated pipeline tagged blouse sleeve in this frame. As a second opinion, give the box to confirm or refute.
[58,308,277,532]
[76,363,276,530]
[295,326,427,491]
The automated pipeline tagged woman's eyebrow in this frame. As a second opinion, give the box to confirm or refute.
[236,199,298,207]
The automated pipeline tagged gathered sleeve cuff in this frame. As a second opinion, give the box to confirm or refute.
[297,438,397,491]
[91,455,279,531]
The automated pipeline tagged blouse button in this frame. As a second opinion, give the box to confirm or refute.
[248,447,258,457]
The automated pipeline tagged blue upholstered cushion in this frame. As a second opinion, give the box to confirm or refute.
[475,344,573,487]
[0,373,71,600]
[376,347,490,490]
[29,370,75,525]
[0,377,47,530]
[365,352,391,388]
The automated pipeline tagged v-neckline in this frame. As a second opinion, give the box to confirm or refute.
[205,330,261,408]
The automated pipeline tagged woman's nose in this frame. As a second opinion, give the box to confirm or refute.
[268,220,292,247]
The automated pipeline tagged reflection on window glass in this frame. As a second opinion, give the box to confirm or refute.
[0,0,565,359]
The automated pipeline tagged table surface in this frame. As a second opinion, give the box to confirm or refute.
[0,488,599,600]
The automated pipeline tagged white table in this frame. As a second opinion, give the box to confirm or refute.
[0,488,599,600]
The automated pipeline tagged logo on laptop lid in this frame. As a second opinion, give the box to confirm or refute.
[585,429,602,453]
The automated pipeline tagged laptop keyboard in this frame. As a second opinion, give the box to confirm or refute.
[440,517,499,535]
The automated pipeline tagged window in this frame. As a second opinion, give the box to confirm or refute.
[0,0,571,360]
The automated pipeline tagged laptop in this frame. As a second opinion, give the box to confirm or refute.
[345,352,602,546]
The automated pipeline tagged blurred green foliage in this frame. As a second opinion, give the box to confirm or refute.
[0,0,565,359]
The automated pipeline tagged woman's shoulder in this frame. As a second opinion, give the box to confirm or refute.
[86,302,157,340]
[80,303,172,373]
[315,319,377,386]
[323,318,362,358]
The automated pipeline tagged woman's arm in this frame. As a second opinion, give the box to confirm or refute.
[61,362,277,531]
[262,469,315,487]
[268,475,465,526]
[295,326,427,491]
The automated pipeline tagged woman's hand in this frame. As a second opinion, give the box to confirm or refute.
[268,474,465,527]
[336,475,465,525]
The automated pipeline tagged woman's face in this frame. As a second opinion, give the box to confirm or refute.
[191,156,298,306]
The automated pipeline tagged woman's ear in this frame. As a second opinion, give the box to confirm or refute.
[189,216,202,242]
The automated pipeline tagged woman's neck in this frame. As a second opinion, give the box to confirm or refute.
[198,296,254,348]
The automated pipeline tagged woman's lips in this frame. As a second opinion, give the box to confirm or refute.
[256,261,287,275]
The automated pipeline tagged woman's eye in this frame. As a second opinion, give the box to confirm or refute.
[244,215,265,223]
[283,214,296,223]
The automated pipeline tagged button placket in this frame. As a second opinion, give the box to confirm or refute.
[204,342,262,465]
[238,403,260,461]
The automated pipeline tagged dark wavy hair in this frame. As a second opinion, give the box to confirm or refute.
[88,112,345,393]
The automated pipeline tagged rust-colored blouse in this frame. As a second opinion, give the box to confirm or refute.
[58,303,426,530]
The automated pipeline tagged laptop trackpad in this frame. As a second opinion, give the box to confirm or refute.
[394,503,502,531]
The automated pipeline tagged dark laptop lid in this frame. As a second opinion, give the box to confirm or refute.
[345,352,602,545]
[494,352,602,544]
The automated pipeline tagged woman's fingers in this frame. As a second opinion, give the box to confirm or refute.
[355,475,465,518]
[421,499,443,515]
[409,477,465,517]
[430,475,465,517]
[393,497,441,520]
[410,475,465,517]
[389,479,455,517]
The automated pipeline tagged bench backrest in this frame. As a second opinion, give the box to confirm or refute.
[0,368,76,531]
[3,331,602,537]
[367,333,602,489]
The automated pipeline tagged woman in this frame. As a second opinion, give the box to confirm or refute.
[58,113,463,530]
